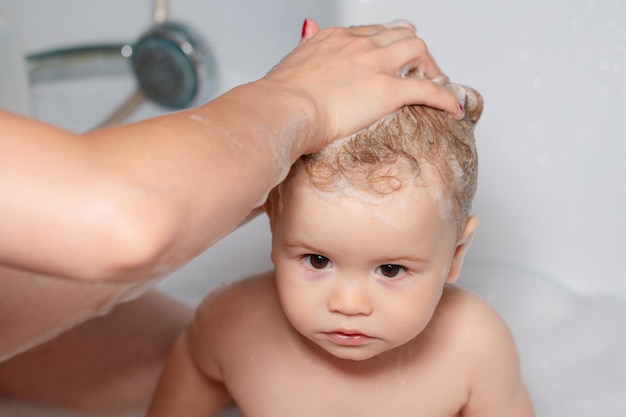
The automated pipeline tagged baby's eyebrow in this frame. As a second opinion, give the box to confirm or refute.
[375,254,430,264]
[284,241,327,255]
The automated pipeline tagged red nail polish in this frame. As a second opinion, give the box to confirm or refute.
[459,102,464,112]
[301,19,308,38]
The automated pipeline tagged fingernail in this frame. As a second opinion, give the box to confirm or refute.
[301,19,308,38]
[456,102,466,119]
[447,84,466,105]
[383,19,415,31]
[446,84,466,118]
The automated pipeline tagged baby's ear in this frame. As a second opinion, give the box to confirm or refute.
[446,216,479,283]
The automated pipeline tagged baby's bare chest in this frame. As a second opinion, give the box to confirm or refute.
[220,344,466,417]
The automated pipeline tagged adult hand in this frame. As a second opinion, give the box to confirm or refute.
[259,19,464,154]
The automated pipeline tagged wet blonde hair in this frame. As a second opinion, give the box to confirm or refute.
[267,83,483,235]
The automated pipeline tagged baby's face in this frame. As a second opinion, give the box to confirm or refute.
[271,170,459,361]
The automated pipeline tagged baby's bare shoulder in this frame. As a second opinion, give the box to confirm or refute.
[186,271,281,376]
[434,285,525,397]
[436,288,532,415]
[435,284,515,348]
[438,284,500,318]
[440,285,510,337]
[194,271,278,326]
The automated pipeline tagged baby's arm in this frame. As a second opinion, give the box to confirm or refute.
[458,293,535,417]
[146,331,231,417]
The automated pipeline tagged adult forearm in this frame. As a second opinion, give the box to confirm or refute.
[0,80,309,282]
[82,80,312,282]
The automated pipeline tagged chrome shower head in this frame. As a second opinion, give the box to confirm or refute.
[131,22,216,109]
[26,19,217,128]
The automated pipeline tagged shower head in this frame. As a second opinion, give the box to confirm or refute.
[27,21,217,110]
[131,21,216,109]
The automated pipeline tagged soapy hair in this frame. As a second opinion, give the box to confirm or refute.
[267,81,483,235]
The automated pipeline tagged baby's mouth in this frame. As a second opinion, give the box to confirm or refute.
[323,330,373,346]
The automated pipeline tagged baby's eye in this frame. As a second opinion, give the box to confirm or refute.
[304,254,332,270]
[376,264,405,278]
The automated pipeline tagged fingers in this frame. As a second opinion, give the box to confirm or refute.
[352,25,461,117]
[382,19,416,30]
[304,20,416,46]
[300,19,442,79]
[346,24,417,47]
[393,77,465,119]
[278,17,466,145]
[299,18,320,44]
[347,19,415,35]
[380,36,447,81]
[347,23,390,35]
[336,22,449,82]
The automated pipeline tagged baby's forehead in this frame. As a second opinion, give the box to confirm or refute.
[283,163,454,224]
[291,166,438,203]
[292,156,441,190]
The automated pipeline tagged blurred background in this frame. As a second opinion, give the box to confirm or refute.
[0,0,624,304]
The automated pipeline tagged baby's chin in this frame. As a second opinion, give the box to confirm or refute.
[329,350,381,362]
[315,340,397,362]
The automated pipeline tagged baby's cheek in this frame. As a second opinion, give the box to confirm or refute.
[387,301,436,342]
[277,282,315,328]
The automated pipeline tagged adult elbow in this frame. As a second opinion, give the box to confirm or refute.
[74,200,179,283]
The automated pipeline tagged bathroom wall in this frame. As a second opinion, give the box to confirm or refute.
[0,0,337,130]
[334,0,626,297]
[1,0,625,300]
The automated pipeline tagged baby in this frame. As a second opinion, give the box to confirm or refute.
[147,81,534,417]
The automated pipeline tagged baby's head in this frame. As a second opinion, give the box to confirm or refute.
[266,83,483,361]
[267,83,483,237]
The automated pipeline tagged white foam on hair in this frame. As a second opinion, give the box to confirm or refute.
[324,109,402,154]
[308,176,392,208]
[431,187,454,223]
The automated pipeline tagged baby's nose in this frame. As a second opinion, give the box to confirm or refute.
[327,279,372,316]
